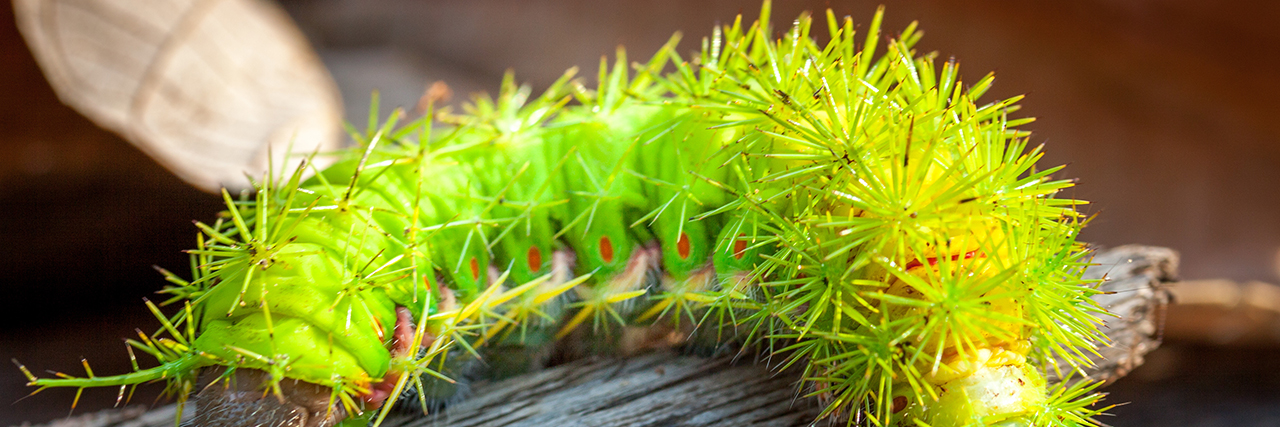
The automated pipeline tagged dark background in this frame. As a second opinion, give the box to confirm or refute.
[3,0,1279,425]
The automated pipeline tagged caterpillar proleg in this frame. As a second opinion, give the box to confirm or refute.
[19,3,1111,426]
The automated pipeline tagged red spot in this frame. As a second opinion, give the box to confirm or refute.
[677,232,691,259]
[469,257,480,281]
[733,235,748,260]
[527,246,543,272]
[424,276,437,294]
[599,236,614,263]
[892,395,908,413]
[904,250,982,271]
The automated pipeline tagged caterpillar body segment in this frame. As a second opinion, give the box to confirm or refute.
[22,3,1111,426]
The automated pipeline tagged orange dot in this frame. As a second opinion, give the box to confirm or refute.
[599,236,614,263]
[424,275,438,294]
[370,314,385,341]
[527,246,543,272]
[468,257,480,281]
[733,235,748,260]
[677,232,691,259]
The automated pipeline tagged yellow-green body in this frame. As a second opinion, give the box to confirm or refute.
[23,3,1111,426]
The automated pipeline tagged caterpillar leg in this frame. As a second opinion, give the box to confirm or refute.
[622,263,719,355]
[387,347,480,416]
[599,242,663,317]
[364,307,439,407]
[472,248,578,378]
[542,247,579,322]
[559,243,661,338]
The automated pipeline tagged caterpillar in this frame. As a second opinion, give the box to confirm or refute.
[18,3,1111,426]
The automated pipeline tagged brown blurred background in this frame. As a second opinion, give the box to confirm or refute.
[2,0,1279,425]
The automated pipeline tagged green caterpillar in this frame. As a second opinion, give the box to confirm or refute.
[19,3,1111,426]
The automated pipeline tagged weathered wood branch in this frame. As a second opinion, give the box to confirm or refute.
[25,246,1176,427]
[1055,245,1177,384]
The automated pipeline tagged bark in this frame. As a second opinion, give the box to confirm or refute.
[1056,245,1178,384]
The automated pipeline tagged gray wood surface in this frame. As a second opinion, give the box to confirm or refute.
[1059,245,1177,384]
[22,246,1175,427]
[396,352,822,427]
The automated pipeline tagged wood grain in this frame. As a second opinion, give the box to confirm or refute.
[1054,245,1177,385]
